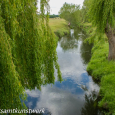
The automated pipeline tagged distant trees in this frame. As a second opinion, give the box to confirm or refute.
[59,2,81,27]
[59,0,115,60]
[49,14,59,18]
[81,0,91,22]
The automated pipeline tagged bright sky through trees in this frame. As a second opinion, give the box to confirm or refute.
[49,0,84,14]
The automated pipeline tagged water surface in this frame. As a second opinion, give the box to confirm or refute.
[25,28,100,115]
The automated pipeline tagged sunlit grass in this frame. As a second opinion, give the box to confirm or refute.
[87,40,115,113]
[49,18,68,31]
[84,23,115,113]
[49,18,69,38]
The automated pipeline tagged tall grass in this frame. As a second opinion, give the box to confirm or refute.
[49,18,69,38]
[83,23,115,114]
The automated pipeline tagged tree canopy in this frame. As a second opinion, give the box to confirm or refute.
[81,0,91,22]
[88,0,115,33]
[59,2,81,27]
[83,0,115,60]
[0,0,62,111]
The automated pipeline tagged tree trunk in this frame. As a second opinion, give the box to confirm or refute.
[105,26,115,60]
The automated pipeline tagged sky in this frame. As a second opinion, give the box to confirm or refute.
[49,0,84,14]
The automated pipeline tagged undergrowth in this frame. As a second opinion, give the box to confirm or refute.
[83,23,115,114]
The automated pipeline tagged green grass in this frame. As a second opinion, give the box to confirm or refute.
[49,18,69,38]
[83,24,115,114]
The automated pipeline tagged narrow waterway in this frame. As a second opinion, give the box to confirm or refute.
[25,28,100,115]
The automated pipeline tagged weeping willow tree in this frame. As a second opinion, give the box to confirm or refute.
[88,0,115,60]
[0,0,62,112]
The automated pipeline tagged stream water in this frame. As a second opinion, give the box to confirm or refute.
[25,28,100,115]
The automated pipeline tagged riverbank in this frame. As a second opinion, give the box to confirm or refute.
[82,23,115,114]
[49,18,69,38]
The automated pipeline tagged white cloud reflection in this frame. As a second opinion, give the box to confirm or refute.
[25,27,100,115]
[26,85,84,115]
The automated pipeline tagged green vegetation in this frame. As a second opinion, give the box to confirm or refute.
[81,0,91,23]
[87,0,115,60]
[59,2,81,28]
[58,0,115,113]
[0,0,62,112]
[49,14,59,18]
[80,0,115,114]
[1,0,115,114]
[83,23,115,114]
[49,18,69,38]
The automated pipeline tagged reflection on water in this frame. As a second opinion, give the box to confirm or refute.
[81,91,102,115]
[25,28,100,115]
[59,30,78,51]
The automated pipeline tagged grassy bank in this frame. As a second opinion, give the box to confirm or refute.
[83,23,115,114]
[49,18,69,38]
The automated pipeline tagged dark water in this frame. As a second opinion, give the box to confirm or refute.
[25,28,100,115]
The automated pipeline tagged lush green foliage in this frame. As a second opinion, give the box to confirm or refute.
[59,2,81,27]
[81,0,115,114]
[88,0,115,33]
[87,40,115,113]
[0,0,62,111]
[83,24,115,114]
[81,0,91,22]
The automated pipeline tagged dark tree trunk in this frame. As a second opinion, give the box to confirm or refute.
[105,26,115,60]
